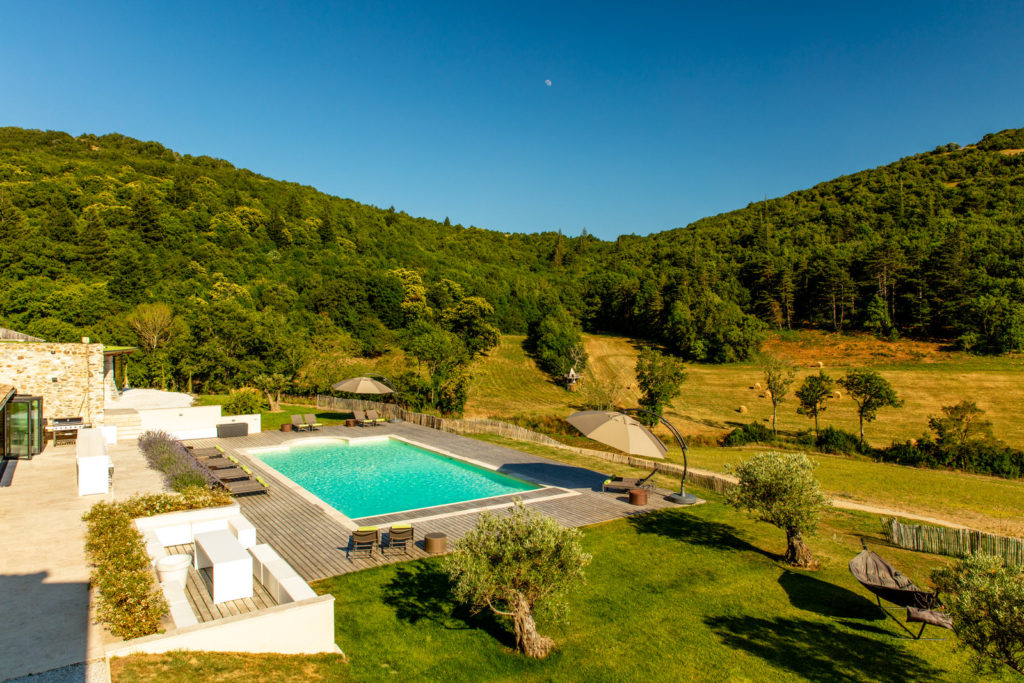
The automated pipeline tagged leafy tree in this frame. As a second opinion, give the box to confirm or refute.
[795,371,834,437]
[318,205,335,244]
[129,189,162,243]
[762,354,795,436]
[634,346,686,426]
[864,294,896,340]
[929,401,994,447]
[838,369,904,444]
[264,209,289,248]
[528,307,587,382]
[726,451,829,567]
[403,322,469,411]
[253,373,289,412]
[222,387,264,415]
[444,501,591,658]
[932,554,1024,675]
[126,303,179,390]
[442,296,500,356]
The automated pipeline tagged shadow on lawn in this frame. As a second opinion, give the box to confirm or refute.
[628,510,782,561]
[778,570,882,621]
[381,561,516,648]
[706,614,944,682]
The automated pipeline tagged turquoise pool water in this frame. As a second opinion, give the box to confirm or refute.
[253,438,538,518]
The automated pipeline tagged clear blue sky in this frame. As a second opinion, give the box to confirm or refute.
[3,2,1023,239]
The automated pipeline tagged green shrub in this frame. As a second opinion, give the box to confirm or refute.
[814,426,868,455]
[82,489,233,639]
[223,387,265,415]
[722,421,775,446]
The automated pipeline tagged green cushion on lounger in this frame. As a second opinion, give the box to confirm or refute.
[391,524,411,529]
[357,526,378,532]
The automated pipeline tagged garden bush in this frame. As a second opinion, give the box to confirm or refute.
[81,488,231,638]
[138,430,217,492]
[722,421,775,446]
[814,426,869,456]
[223,387,265,415]
[875,438,1024,479]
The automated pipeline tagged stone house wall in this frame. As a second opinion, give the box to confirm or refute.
[0,342,107,423]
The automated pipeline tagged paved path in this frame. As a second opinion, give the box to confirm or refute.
[0,440,165,681]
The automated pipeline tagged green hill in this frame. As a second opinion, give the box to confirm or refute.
[1,126,1023,395]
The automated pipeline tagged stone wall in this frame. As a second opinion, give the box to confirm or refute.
[0,342,106,423]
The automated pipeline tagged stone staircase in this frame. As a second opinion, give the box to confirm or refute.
[104,408,143,444]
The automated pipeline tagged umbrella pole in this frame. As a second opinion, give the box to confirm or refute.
[623,408,699,505]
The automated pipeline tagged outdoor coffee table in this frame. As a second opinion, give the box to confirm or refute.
[194,529,253,603]
[629,488,648,506]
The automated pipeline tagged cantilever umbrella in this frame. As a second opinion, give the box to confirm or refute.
[565,410,667,459]
[331,376,394,395]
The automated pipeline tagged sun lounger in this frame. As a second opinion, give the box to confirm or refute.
[190,447,223,459]
[352,409,373,427]
[602,470,657,493]
[291,414,312,432]
[386,524,414,555]
[365,409,387,425]
[211,466,249,482]
[350,527,380,558]
[303,414,323,431]
[222,477,268,496]
[202,457,236,470]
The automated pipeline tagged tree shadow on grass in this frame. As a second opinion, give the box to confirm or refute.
[778,570,883,621]
[627,510,782,562]
[705,614,944,682]
[381,561,516,649]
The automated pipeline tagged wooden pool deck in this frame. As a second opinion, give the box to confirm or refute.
[184,423,687,583]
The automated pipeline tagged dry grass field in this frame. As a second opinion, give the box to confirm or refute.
[466,332,1024,449]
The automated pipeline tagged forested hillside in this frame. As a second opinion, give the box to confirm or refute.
[0,126,1022,398]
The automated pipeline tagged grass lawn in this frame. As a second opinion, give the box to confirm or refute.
[469,433,1024,537]
[110,494,1015,681]
[194,395,353,432]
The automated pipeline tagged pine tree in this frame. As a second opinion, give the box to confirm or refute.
[130,189,163,243]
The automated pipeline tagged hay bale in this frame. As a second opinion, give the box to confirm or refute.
[764,389,773,399]
[737,405,748,414]
[817,361,825,368]
[832,390,842,399]
[753,382,762,391]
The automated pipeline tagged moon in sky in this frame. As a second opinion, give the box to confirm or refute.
[544,79,552,87]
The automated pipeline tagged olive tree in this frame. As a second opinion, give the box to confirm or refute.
[762,354,795,436]
[932,554,1024,675]
[838,369,903,444]
[443,501,591,658]
[726,452,829,567]
[634,346,687,426]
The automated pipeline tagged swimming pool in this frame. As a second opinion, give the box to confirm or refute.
[251,437,539,519]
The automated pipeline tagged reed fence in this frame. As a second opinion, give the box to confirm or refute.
[882,517,1024,567]
[313,394,737,493]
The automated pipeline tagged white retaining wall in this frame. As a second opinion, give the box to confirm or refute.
[135,405,261,440]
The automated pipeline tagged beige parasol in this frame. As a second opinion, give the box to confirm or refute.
[331,376,394,394]
[565,410,667,459]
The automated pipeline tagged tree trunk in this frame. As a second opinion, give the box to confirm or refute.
[785,529,814,567]
[772,401,778,436]
[858,413,864,444]
[264,390,280,412]
[813,413,819,438]
[508,591,553,658]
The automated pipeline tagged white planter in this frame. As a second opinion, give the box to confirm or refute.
[155,554,191,585]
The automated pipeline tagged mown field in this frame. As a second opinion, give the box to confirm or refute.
[111,496,1015,682]
[466,332,1024,449]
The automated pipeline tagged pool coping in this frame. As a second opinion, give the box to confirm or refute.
[240,433,562,528]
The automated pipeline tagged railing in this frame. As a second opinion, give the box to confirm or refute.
[312,394,738,493]
[882,517,1024,567]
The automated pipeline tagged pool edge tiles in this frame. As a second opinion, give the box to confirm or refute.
[244,434,547,521]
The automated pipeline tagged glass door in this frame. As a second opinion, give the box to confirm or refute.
[8,401,29,459]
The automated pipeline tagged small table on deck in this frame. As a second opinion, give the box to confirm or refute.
[424,532,447,554]
[194,530,253,604]
[629,489,648,506]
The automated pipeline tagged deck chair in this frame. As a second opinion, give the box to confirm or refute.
[386,524,414,555]
[303,414,323,431]
[291,414,312,432]
[350,527,380,558]
[352,409,372,427]
[365,409,387,425]
[849,540,953,639]
[602,469,657,493]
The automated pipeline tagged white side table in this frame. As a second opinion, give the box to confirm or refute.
[194,529,253,603]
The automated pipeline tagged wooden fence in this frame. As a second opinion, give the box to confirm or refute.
[312,394,737,493]
[882,517,1024,567]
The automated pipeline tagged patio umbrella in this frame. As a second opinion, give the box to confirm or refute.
[565,410,667,459]
[331,376,394,394]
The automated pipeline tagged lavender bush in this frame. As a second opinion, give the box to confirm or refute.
[137,430,218,492]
